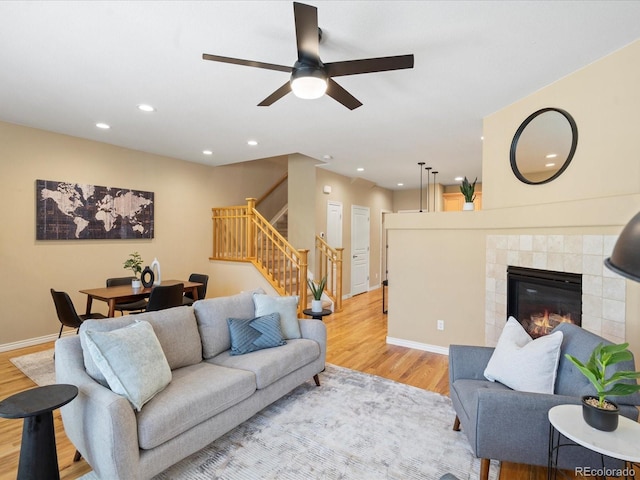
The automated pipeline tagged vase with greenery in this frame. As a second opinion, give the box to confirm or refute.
[307,275,327,312]
[123,251,144,288]
[460,176,477,210]
[565,342,640,431]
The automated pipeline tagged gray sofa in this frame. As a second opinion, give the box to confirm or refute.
[449,322,640,480]
[55,290,326,480]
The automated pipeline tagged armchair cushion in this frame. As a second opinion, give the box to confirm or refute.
[484,316,563,394]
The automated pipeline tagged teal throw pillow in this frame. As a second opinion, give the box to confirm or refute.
[227,313,286,356]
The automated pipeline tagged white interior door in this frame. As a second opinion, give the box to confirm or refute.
[351,205,370,296]
[326,201,343,248]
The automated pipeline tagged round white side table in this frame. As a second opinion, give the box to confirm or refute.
[548,404,640,479]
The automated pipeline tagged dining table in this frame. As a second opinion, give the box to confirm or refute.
[80,279,203,317]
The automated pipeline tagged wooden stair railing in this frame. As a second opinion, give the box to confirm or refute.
[314,235,344,312]
[211,198,308,315]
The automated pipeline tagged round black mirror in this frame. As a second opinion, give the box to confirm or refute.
[510,108,578,185]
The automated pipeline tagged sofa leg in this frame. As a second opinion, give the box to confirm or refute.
[313,374,320,386]
[480,458,490,480]
[453,415,461,431]
[73,450,82,462]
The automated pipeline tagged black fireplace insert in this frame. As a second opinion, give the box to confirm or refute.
[507,266,582,338]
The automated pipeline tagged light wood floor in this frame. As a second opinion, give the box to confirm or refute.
[1,289,548,480]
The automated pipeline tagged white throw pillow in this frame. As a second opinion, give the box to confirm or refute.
[484,316,564,394]
[253,294,302,339]
[83,320,172,411]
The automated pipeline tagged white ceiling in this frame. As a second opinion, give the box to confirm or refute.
[1,1,639,190]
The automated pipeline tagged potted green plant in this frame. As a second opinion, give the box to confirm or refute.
[565,342,640,431]
[123,251,144,288]
[460,176,477,211]
[307,275,327,313]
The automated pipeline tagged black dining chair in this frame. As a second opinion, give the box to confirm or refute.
[145,283,184,312]
[182,273,209,306]
[106,276,148,314]
[50,289,107,339]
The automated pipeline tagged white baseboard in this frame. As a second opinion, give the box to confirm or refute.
[386,336,449,356]
[0,331,71,353]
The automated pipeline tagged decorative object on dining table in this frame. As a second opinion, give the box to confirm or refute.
[141,266,154,288]
[459,176,477,211]
[151,257,162,286]
[123,252,144,288]
[36,179,154,240]
[307,275,327,313]
[565,342,640,431]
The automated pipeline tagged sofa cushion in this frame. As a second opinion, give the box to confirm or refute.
[83,320,172,411]
[208,338,320,389]
[484,316,563,394]
[80,306,202,385]
[136,362,256,449]
[228,313,287,355]
[253,294,302,339]
[194,290,263,359]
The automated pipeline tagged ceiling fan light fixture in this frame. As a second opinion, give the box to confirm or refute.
[290,66,327,100]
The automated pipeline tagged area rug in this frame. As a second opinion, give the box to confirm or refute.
[9,348,56,386]
[10,351,499,479]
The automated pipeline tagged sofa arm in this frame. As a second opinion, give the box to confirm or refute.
[299,318,327,363]
[449,344,494,383]
[55,336,141,480]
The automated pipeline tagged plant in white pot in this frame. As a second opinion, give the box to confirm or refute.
[307,276,327,313]
[565,342,640,431]
[460,176,477,211]
[123,251,144,289]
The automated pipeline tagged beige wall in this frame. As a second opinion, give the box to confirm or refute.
[0,121,286,349]
[315,168,393,294]
[386,39,640,357]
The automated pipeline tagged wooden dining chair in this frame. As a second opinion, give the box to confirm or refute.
[145,283,184,312]
[182,273,209,306]
[106,277,148,314]
[50,289,107,339]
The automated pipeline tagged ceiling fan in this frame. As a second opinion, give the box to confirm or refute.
[202,2,414,110]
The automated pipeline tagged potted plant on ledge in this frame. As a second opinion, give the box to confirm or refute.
[123,251,144,289]
[565,342,640,431]
[307,275,327,313]
[460,176,477,211]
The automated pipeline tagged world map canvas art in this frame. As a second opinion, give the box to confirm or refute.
[36,179,154,240]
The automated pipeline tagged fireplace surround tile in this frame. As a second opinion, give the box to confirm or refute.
[486,234,625,346]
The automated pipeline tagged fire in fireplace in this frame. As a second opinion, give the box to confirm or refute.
[507,266,582,338]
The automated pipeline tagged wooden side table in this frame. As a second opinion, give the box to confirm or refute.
[0,384,78,480]
[548,404,640,479]
[302,308,332,321]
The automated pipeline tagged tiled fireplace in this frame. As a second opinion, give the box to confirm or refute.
[486,235,626,346]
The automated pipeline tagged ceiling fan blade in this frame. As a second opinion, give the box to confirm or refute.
[326,79,363,110]
[202,54,292,73]
[293,2,320,61]
[258,82,292,106]
[325,54,414,77]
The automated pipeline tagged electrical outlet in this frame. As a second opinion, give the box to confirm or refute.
[437,320,445,331]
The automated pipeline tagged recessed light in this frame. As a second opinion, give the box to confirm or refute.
[397,183,404,187]
[545,153,557,159]
[323,154,333,160]
[454,176,464,182]
[356,167,364,172]
[202,150,213,155]
[480,136,484,141]
[137,104,156,112]
[247,140,258,146]
[95,122,110,129]
[545,162,556,168]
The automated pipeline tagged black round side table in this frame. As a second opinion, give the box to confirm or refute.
[302,308,332,321]
[0,384,78,480]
